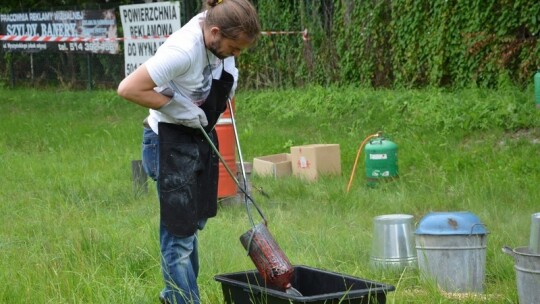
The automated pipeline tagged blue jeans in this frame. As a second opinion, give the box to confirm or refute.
[142,127,206,304]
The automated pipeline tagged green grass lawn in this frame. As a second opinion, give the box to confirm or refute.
[1,86,539,303]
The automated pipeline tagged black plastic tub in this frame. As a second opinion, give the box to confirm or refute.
[214,265,395,304]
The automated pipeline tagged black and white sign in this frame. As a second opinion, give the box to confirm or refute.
[119,1,181,76]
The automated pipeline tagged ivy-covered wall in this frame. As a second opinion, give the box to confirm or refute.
[240,0,540,89]
[2,0,539,89]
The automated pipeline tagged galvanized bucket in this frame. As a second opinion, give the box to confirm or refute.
[415,211,488,293]
[370,214,417,271]
[503,246,540,304]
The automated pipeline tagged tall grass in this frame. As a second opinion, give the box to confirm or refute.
[1,86,539,303]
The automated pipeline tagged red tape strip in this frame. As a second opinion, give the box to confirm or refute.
[0,29,309,43]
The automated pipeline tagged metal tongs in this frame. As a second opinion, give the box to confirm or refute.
[197,98,267,229]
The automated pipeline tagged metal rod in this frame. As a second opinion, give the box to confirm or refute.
[226,98,253,226]
[224,98,269,199]
[227,98,248,190]
[198,125,267,226]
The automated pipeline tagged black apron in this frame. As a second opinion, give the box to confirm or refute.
[157,67,234,237]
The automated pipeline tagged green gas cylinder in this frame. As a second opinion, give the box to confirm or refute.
[535,70,540,109]
[365,137,398,185]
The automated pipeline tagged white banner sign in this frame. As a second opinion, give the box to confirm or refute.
[120,1,181,76]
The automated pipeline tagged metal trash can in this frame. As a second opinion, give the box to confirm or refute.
[415,211,488,293]
[503,246,540,304]
[529,213,540,254]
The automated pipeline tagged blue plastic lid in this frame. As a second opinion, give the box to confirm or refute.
[415,211,487,235]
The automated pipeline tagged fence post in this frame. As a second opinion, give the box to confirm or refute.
[87,53,93,90]
[9,55,15,87]
[131,160,148,195]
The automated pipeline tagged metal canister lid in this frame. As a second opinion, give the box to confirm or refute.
[415,211,487,235]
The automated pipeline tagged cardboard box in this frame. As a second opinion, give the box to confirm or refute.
[290,144,341,180]
[252,153,292,178]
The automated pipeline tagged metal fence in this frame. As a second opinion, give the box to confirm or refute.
[0,0,204,90]
[1,0,320,90]
[2,50,124,89]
